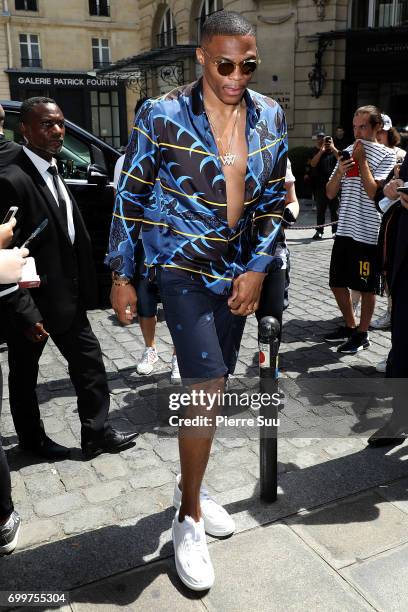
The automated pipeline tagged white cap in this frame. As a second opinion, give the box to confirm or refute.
[381,114,392,131]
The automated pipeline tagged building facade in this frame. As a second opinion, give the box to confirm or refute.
[0,0,142,147]
[104,0,408,148]
[1,1,407,148]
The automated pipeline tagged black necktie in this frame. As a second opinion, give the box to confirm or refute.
[47,165,68,232]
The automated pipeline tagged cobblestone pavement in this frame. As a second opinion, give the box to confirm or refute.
[2,208,408,611]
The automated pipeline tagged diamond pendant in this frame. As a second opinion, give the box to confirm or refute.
[220,153,237,166]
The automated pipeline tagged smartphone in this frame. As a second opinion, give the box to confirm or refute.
[340,150,351,161]
[324,136,332,144]
[21,218,48,248]
[396,187,408,194]
[2,206,18,224]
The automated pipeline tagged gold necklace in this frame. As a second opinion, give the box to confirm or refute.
[205,104,240,166]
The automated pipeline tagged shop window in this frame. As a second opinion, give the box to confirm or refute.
[91,90,120,148]
[19,34,41,68]
[92,38,111,69]
[350,0,408,27]
[158,8,176,48]
[89,0,110,17]
[15,0,38,10]
[197,0,221,42]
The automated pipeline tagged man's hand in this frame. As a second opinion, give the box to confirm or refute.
[384,178,403,200]
[0,218,16,249]
[110,283,137,325]
[352,140,366,165]
[228,271,266,316]
[337,156,355,176]
[24,321,49,343]
[0,247,29,283]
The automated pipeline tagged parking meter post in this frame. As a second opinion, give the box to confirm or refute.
[259,316,280,503]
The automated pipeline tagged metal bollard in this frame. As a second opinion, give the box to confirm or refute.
[258,316,280,502]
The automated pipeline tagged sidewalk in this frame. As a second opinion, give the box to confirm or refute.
[2,207,407,612]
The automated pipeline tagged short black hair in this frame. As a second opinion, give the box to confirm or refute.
[20,96,57,123]
[201,10,255,43]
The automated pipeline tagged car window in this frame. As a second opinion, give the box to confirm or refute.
[57,132,91,180]
[4,111,24,144]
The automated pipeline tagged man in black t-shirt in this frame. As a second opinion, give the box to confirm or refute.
[309,132,339,239]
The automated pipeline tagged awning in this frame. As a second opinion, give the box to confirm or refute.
[97,45,197,75]
[95,45,196,97]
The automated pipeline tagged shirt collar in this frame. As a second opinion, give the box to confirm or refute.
[191,77,260,128]
[23,145,56,175]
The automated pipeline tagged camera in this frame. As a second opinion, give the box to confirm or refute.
[324,136,332,144]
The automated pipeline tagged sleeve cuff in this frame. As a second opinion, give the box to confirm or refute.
[104,251,134,278]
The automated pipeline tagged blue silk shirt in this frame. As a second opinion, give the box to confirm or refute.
[106,78,288,295]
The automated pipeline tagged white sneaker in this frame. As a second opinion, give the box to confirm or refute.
[172,511,215,591]
[170,355,181,385]
[376,358,387,373]
[136,347,158,375]
[371,311,391,330]
[173,474,235,537]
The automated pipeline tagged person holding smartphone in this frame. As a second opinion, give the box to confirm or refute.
[309,132,339,240]
[0,217,28,556]
[324,106,396,354]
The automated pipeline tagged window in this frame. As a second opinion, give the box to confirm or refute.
[91,90,120,148]
[349,0,408,27]
[89,0,110,17]
[375,0,408,25]
[19,34,41,68]
[3,111,24,145]
[92,38,111,69]
[350,0,370,28]
[15,0,37,10]
[56,132,92,181]
[158,8,176,48]
[198,0,221,42]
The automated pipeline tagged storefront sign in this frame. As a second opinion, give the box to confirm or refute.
[16,75,119,88]
[269,87,294,129]
[346,31,408,80]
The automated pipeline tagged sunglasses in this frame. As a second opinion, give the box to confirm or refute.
[201,47,260,76]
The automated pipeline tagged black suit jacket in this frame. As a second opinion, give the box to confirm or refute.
[0,135,22,170]
[388,155,408,291]
[0,150,98,334]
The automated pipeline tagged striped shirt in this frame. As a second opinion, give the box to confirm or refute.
[331,140,396,245]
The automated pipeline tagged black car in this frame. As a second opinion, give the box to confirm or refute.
[1,100,121,306]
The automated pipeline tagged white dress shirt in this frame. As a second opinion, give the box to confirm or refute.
[23,146,75,244]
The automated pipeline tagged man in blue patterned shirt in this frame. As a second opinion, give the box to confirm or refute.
[106,10,287,591]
